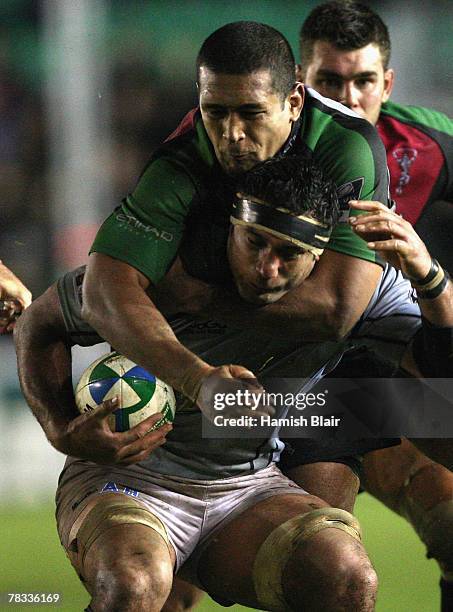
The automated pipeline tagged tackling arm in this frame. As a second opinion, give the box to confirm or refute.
[82,253,273,421]
[210,250,380,341]
[154,251,382,341]
[82,253,217,399]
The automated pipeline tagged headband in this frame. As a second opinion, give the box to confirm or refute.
[231,198,332,257]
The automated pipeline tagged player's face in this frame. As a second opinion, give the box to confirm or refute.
[199,68,303,175]
[302,41,394,125]
[227,224,317,304]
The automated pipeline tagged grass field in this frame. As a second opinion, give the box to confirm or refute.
[1,493,438,611]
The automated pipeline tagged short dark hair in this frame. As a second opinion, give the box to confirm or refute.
[197,21,296,100]
[238,154,339,227]
[299,1,391,72]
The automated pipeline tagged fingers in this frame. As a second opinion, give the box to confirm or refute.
[198,366,276,424]
[0,301,16,333]
[352,219,411,244]
[227,365,264,392]
[93,400,171,444]
[348,201,418,249]
[66,401,172,465]
[12,285,32,309]
[228,365,256,379]
[119,412,169,443]
[349,199,390,213]
[348,200,433,279]
[91,396,120,420]
[116,422,173,464]
[0,263,32,308]
[364,238,408,253]
[349,212,408,234]
[0,298,24,333]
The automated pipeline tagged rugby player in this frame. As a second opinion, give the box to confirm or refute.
[81,20,404,527]
[82,20,390,377]
[16,155,385,612]
[16,151,453,611]
[0,261,32,332]
[297,2,453,608]
[82,19,452,607]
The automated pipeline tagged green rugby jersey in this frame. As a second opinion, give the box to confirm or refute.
[91,87,389,284]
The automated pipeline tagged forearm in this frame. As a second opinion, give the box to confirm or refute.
[152,252,380,341]
[199,252,380,341]
[415,273,453,327]
[14,301,76,451]
[83,254,213,396]
[205,283,340,340]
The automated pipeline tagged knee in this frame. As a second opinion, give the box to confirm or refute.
[287,530,378,610]
[413,499,453,575]
[92,557,173,611]
[326,546,378,606]
[399,463,453,575]
[253,508,377,611]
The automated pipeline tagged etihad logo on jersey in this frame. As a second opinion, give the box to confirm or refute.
[336,178,364,221]
[116,211,173,241]
[392,147,418,195]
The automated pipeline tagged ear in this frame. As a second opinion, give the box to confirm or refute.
[382,68,394,103]
[288,82,305,121]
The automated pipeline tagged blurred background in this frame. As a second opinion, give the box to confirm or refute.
[1,0,451,610]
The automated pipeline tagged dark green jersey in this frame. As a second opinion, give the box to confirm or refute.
[91,87,389,283]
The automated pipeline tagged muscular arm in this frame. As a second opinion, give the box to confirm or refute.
[82,253,214,398]
[209,251,381,341]
[82,253,264,413]
[155,251,382,342]
[14,284,76,446]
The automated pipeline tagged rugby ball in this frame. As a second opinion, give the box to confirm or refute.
[75,351,176,431]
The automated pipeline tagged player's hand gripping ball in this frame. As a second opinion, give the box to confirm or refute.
[75,352,176,431]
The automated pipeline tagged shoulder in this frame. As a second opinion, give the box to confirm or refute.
[302,87,383,148]
[380,100,453,136]
[155,108,217,171]
[300,88,387,200]
[133,108,219,199]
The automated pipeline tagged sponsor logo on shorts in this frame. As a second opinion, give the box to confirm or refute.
[101,482,139,497]
[115,211,173,242]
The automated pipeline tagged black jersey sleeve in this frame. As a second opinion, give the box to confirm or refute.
[56,266,103,347]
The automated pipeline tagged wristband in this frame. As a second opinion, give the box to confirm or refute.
[417,270,450,300]
[180,362,212,403]
[410,258,439,288]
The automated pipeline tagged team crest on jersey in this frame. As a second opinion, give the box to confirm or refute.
[336,178,364,221]
[392,147,418,195]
